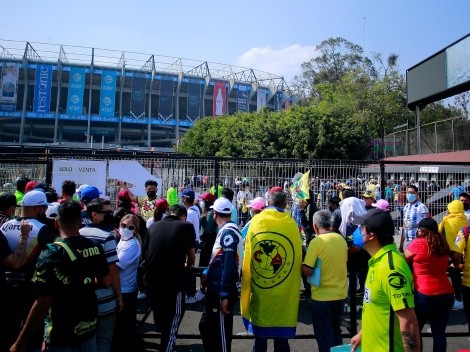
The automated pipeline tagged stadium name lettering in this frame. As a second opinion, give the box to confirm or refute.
[79,167,96,173]
[36,67,50,113]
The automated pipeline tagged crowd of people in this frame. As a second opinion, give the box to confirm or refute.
[0,174,470,352]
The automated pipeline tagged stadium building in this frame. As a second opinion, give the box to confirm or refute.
[0,40,291,150]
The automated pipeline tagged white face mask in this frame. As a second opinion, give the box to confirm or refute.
[120,228,134,241]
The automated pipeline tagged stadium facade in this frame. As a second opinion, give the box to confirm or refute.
[0,40,292,150]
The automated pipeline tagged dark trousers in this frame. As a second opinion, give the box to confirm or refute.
[309,299,345,352]
[253,337,290,352]
[461,285,470,333]
[199,291,236,352]
[149,289,185,352]
[414,292,454,352]
[112,290,138,352]
[448,265,462,301]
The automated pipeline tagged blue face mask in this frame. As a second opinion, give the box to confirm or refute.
[352,227,365,248]
[406,193,417,203]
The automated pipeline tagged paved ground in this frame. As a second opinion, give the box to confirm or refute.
[135,293,470,351]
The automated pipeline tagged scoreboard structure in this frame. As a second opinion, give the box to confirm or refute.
[0,40,291,149]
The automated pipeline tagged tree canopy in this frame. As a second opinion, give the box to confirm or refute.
[179,37,464,159]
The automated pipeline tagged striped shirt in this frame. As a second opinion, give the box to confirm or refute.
[403,201,429,242]
[79,224,118,316]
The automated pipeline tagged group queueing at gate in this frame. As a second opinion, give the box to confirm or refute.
[0,174,470,352]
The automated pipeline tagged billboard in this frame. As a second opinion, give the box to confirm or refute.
[237,85,249,112]
[256,88,267,112]
[130,74,146,119]
[158,75,175,121]
[99,70,116,117]
[212,81,226,116]
[0,62,19,112]
[187,79,204,122]
[66,67,86,115]
[33,64,53,114]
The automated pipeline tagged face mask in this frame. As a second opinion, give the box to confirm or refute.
[352,228,365,248]
[147,191,157,198]
[328,206,335,212]
[120,228,134,241]
[200,200,205,211]
[406,193,417,203]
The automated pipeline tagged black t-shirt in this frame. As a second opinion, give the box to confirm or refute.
[0,232,13,287]
[143,216,195,291]
[32,236,109,346]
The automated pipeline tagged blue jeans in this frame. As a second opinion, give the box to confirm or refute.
[414,292,454,352]
[309,299,345,352]
[253,337,290,352]
[96,314,116,352]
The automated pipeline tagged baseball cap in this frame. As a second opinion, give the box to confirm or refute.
[181,189,195,199]
[247,197,266,211]
[155,198,170,211]
[269,186,283,193]
[46,202,60,219]
[417,218,438,234]
[362,190,375,199]
[372,199,389,211]
[117,189,131,201]
[80,186,100,204]
[0,192,18,208]
[352,208,394,237]
[210,197,232,214]
[25,181,37,192]
[22,190,48,207]
[199,191,216,203]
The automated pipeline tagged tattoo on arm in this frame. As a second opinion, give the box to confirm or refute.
[401,331,418,352]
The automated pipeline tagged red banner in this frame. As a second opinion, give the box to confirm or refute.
[212,82,226,116]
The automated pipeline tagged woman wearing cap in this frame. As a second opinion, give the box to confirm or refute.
[113,214,142,351]
[240,197,266,238]
[405,218,454,352]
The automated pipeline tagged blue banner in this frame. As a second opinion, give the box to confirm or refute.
[187,79,203,122]
[130,75,146,119]
[237,85,249,112]
[33,65,53,113]
[274,91,282,112]
[158,75,175,121]
[99,70,117,117]
[66,67,86,115]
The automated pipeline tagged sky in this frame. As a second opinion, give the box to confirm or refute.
[1,0,469,85]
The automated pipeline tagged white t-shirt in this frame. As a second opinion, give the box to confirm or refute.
[116,237,142,293]
[187,205,201,242]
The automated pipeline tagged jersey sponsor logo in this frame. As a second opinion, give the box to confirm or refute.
[364,287,371,303]
[223,234,234,246]
[250,231,295,289]
[392,291,412,299]
[388,272,407,289]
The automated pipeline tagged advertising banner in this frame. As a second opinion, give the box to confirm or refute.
[212,81,226,116]
[237,85,249,112]
[0,62,19,112]
[274,91,282,112]
[187,80,203,122]
[52,159,107,195]
[99,70,116,117]
[33,64,53,114]
[158,75,175,121]
[66,67,86,115]
[256,88,267,112]
[130,74,146,119]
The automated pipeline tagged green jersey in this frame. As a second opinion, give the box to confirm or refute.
[361,244,414,352]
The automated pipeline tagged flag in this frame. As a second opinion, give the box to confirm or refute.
[290,170,310,201]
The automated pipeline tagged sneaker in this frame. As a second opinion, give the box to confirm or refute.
[195,290,205,301]
[453,300,464,310]
[185,295,199,304]
[137,291,147,300]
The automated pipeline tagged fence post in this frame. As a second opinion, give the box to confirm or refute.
[45,150,53,185]
[380,159,386,200]
[214,158,220,198]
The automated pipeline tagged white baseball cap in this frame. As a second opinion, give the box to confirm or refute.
[22,190,48,207]
[210,197,233,214]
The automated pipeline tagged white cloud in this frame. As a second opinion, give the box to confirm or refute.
[235,44,317,83]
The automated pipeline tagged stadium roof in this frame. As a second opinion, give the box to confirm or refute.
[383,150,470,163]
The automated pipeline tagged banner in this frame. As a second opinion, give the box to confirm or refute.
[256,88,266,112]
[212,81,226,116]
[66,67,86,115]
[130,75,146,119]
[33,65,53,114]
[0,62,19,113]
[290,170,310,203]
[108,160,162,197]
[158,75,175,121]
[99,70,116,117]
[52,159,107,195]
[187,80,203,122]
[237,85,249,112]
[274,91,282,112]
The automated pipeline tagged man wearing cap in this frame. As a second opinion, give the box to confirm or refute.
[199,197,243,352]
[351,209,420,352]
[143,204,196,352]
[241,191,302,352]
[0,190,55,349]
[399,185,429,253]
[221,187,238,226]
[362,190,376,210]
[79,198,123,352]
[79,185,101,227]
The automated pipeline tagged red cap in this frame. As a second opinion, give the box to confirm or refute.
[118,189,131,200]
[155,198,169,211]
[25,181,37,192]
[199,191,216,203]
[269,186,283,193]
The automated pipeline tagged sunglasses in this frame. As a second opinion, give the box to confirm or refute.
[120,223,136,231]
